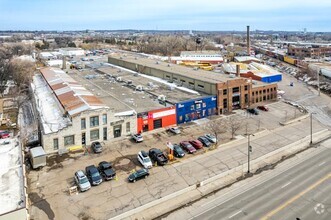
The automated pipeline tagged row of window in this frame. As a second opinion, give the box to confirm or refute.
[252,87,276,96]
[81,114,107,129]
[222,86,248,96]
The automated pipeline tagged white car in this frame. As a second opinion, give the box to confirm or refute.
[137,151,153,169]
[132,133,143,142]
[74,170,91,192]
[204,134,217,143]
[169,127,181,134]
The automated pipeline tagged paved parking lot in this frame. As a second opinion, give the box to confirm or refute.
[27,99,319,220]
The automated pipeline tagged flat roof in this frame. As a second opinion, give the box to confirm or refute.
[59,47,84,51]
[108,53,237,84]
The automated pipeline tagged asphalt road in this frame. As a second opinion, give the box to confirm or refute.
[184,140,331,220]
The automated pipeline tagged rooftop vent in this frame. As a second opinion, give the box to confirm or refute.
[193,67,199,71]
[136,85,143,91]
[156,61,159,64]
[167,64,171,67]
[116,77,122,82]
[158,94,166,101]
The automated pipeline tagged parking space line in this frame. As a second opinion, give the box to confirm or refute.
[281,181,291,189]
[228,210,242,219]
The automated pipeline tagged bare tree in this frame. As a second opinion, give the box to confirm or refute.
[205,118,227,145]
[8,59,35,88]
[226,115,243,139]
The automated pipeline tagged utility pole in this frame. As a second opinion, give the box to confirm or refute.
[318,69,321,96]
[247,134,254,174]
[310,112,316,145]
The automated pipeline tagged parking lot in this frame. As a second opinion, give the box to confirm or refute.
[26,99,314,220]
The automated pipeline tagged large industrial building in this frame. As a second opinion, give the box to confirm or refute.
[32,67,137,154]
[108,53,278,114]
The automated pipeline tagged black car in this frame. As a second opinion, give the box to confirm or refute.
[149,148,168,166]
[173,144,185,158]
[85,165,103,185]
[198,136,211,147]
[91,141,102,153]
[247,108,259,115]
[128,168,149,182]
[98,161,116,181]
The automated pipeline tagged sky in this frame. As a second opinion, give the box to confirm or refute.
[0,0,331,32]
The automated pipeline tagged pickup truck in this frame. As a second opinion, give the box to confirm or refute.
[149,148,168,166]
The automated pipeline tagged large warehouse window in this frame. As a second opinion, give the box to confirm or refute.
[81,118,86,129]
[90,116,99,127]
[90,129,99,141]
[64,135,75,146]
[102,114,107,125]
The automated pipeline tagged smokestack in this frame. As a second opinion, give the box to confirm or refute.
[236,64,240,77]
[62,56,66,70]
[247,25,250,56]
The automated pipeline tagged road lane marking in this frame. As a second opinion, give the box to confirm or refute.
[261,173,331,220]
[318,161,326,166]
[228,210,242,219]
[281,181,292,188]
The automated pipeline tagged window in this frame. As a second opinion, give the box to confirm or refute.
[196,103,201,109]
[223,89,227,95]
[102,114,107,125]
[223,98,228,108]
[103,127,107,141]
[263,89,266,94]
[267,89,270,93]
[90,129,99,141]
[256,98,258,103]
[244,85,248,91]
[202,102,206,108]
[126,122,130,132]
[190,105,195,110]
[198,84,204,89]
[81,118,86,129]
[232,87,239,93]
[90,116,99,127]
[53,138,59,150]
[64,135,75,146]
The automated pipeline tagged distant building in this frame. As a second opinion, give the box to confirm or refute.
[169,50,223,64]
[288,45,331,58]
[58,47,85,56]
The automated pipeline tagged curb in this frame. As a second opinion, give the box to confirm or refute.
[279,114,309,126]
[109,129,331,220]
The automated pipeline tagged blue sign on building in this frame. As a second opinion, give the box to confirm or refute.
[176,96,217,124]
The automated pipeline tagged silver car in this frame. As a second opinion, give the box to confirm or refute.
[74,170,91,192]
[204,134,217,143]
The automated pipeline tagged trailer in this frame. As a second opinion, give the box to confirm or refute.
[30,146,46,169]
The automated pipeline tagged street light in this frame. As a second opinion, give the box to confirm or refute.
[310,112,316,145]
[247,134,255,174]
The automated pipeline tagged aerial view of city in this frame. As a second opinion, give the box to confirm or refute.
[0,0,330,220]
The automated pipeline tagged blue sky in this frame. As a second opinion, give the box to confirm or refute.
[0,0,330,31]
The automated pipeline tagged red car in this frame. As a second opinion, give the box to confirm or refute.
[257,106,269,111]
[180,141,197,154]
[189,140,203,149]
[0,130,10,139]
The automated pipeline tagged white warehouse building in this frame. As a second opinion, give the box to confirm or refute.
[31,67,137,154]
[58,47,85,56]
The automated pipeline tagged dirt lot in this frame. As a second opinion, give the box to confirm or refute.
[27,101,307,220]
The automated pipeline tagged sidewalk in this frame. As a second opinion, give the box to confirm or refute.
[112,129,331,220]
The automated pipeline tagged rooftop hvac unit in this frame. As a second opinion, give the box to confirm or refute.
[120,56,123,59]
[156,61,159,64]
[193,67,199,71]
[136,85,143,91]
[127,80,133,85]
[147,82,154,87]
[117,69,122,72]
[116,77,122,82]
[167,64,171,67]
[158,94,166,101]
[168,86,175,91]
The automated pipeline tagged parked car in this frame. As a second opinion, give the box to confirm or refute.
[98,161,116,181]
[257,105,269,111]
[128,168,149,182]
[180,141,197,154]
[169,127,181,134]
[149,148,168,166]
[204,134,217,143]
[74,170,91,192]
[137,151,153,169]
[91,141,102,153]
[0,130,10,139]
[198,136,212,147]
[189,140,203,149]
[132,133,143,143]
[247,108,259,115]
[85,165,103,186]
[173,144,185,158]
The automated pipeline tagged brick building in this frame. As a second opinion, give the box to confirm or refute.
[288,45,331,58]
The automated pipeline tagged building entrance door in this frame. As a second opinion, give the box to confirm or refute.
[113,125,122,138]
[82,133,86,145]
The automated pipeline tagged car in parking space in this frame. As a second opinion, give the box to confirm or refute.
[169,127,181,134]
[198,136,212,147]
[149,148,168,166]
[91,141,103,153]
[128,168,149,183]
[189,140,203,149]
[0,130,10,139]
[74,170,91,192]
[173,144,185,158]
[132,133,143,143]
[137,151,153,169]
[85,165,103,186]
[180,141,197,154]
[204,134,217,143]
[98,161,116,181]
[247,108,259,115]
[257,105,269,111]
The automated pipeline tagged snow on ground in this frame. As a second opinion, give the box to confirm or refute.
[0,137,24,214]
[103,63,200,95]
[31,74,71,134]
